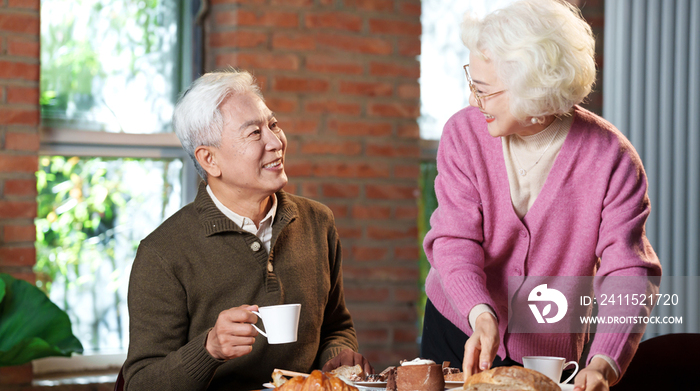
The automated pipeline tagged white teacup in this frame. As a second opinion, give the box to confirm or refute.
[522,356,579,384]
[252,304,301,344]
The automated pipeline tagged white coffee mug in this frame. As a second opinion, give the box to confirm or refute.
[252,304,301,344]
[522,356,579,384]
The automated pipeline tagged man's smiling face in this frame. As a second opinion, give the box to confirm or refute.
[209,91,288,202]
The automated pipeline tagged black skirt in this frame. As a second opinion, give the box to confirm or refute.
[419,298,521,369]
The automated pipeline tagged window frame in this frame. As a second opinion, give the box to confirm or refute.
[34,0,199,376]
[39,128,199,203]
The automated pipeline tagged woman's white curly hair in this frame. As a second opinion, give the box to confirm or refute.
[461,0,596,122]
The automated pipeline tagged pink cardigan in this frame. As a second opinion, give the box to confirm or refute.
[423,105,662,377]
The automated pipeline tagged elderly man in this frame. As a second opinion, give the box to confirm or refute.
[123,69,371,391]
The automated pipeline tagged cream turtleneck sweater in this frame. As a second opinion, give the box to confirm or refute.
[502,114,573,218]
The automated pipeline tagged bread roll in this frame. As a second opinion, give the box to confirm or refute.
[463,367,561,391]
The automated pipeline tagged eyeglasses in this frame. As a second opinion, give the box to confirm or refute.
[463,64,506,110]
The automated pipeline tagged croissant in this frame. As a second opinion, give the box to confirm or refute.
[275,370,359,391]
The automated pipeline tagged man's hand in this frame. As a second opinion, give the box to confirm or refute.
[463,312,499,378]
[573,357,616,391]
[322,348,374,374]
[205,305,259,360]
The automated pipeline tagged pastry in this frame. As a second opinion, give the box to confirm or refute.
[385,366,398,390]
[331,364,366,382]
[273,370,359,391]
[463,366,561,391]
[272,370,289,388]
[444,371,465,382]
[442,363,462,381]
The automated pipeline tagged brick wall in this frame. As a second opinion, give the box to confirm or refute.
[205,0,423,369]
[0,0,40,387]
[0,0,39,282]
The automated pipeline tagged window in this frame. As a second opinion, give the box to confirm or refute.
[417,0,517,336]
[35,0,196,372]
[40,0,185,134]
[419,0,517,140]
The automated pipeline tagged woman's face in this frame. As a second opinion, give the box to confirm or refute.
[468,53,541,137]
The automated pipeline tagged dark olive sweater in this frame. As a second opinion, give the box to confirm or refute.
[124,183,358,391]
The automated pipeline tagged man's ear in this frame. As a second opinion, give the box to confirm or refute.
[194,146,222,178]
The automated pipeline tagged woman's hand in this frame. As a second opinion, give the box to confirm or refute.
[573,357,617,391]
[322,348,374,374]
[463,313,499,378]
[205,305,259,360]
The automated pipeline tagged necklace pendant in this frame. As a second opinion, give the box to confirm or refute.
[519,168,527,176]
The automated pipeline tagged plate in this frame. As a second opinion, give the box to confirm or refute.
[353,381,387,388]
[353,385,386,391]
[266,381,469,390]
[265,380,389,390]
[559,383,575,391]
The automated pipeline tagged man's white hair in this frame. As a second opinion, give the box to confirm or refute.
[173,68,263,181]
[461,0,596,122]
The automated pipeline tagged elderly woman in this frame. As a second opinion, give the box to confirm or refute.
[421,1,661,390]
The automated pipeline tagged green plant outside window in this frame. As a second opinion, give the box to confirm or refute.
[38,0,187,352]
[35,156,183,351]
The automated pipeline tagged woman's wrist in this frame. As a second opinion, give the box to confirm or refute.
[474,311,498,329]
[587,357,618,384]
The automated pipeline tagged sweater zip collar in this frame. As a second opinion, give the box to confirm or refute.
[194,182,298,237]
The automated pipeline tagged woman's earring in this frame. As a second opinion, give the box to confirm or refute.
[531,117,539,125]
